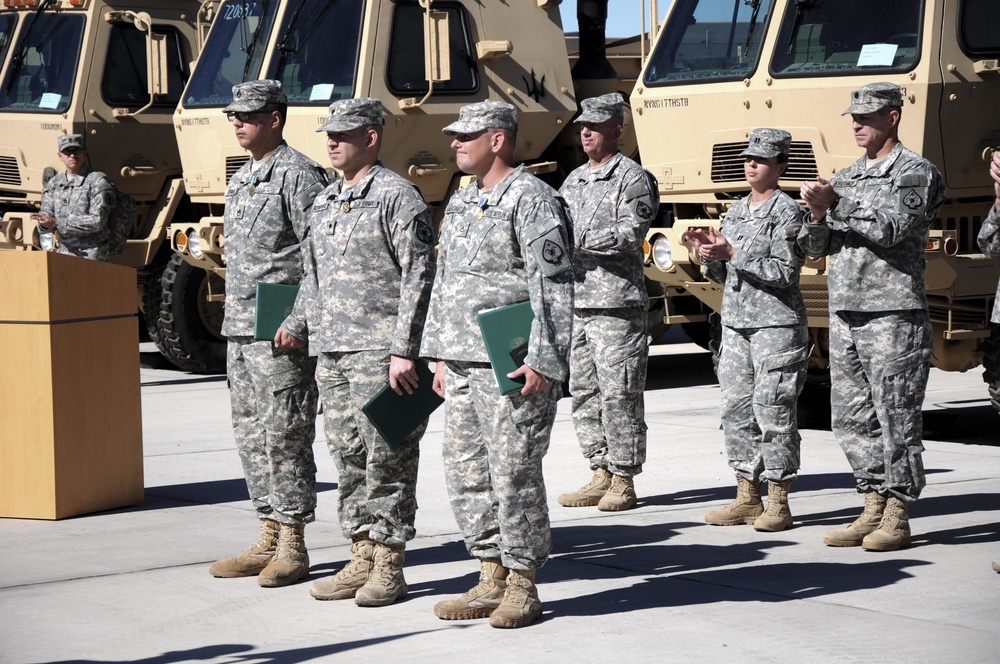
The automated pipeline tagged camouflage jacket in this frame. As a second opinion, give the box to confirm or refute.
[301,163,437,356]
[798,142,946,313]
[420,165,575,381]
[979,204,1000,323]
[562,152,658,309]
[222,142,328,339]
[40,168,115,260]
[704,189,807,329]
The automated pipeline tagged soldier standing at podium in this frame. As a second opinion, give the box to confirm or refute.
[208,80,328,588]
[32,134,115,261]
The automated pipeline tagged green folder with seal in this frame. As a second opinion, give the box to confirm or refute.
[254,282,300,340]
[362,360,444,448]
[476,300,535,396]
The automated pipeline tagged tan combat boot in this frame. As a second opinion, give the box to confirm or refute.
[993,560,1000,573]
[489,568,542,629]
[258,522,309,587]
[209,518,278,577]
[597,474,638,512]
[557,467,612,507]
[823,491,887,547]
[705,477,763,526]
[861,496,911,551]
[754,481,793,532]
[355,542,407,607]
[433,558,508,620]
[310,534,375,600]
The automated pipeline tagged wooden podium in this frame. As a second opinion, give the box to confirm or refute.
[0,251,143,519]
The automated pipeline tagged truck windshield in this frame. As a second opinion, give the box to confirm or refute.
[183,0,280,107]
[770,0,922,76]
[265,0,363,104]
[0,15,17,71]
[643,0,773,86]
[0,13,84,113]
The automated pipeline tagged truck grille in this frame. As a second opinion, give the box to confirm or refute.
[711,141,819,182]
[226,156,250,182]
[801,282,829,318]
[0,156,22,185]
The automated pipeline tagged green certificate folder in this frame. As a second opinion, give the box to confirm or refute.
[254,283,300,340]
[476,300,535,396]
[362,360,444,449]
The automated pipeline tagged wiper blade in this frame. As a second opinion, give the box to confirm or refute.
[5,0,56,94]
[786,0,815,56]
[742,0,762,59]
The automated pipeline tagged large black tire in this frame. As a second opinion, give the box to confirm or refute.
[148,253,227,374]
[983,323,1000,413]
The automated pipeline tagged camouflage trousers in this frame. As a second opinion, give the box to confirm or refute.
[569,307,649,477]
[442,361,558,570]
[718,325,809,483]
[228,337,318,525]
[830,310,931,501]
[316,350,422,545]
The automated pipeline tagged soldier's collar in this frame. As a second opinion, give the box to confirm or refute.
[479,163,524,204]
[586,151,623,180]
[341,162,382,200]
[248,142,289,181]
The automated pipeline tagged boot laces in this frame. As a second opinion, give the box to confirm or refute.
[369,547,401,586]
[503,573,530,605]
[275,528,304,562]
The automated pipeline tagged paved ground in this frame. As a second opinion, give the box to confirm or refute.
[3,330,999,664]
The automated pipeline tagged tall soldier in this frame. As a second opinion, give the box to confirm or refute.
[800,82,945,552]
[557,93,658,512]
[208,80,328,586]
[980,150,1000,573]
[302,98,436,607]
[421,101,574,629]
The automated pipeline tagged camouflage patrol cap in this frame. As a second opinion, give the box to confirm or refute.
[842,82,903,115]
[574,92,625,124]
[223,79,287,113]
[57,134,85,152]
[740,128,792,159]
[317,97,385,132]
[442,101,517,135]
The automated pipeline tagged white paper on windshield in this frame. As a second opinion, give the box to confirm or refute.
[310,84,334,101]
[857,44,898,67]
[39,93,61,109]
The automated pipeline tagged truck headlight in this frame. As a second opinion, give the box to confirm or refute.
[188,232,204,259]
[651,234,673,271]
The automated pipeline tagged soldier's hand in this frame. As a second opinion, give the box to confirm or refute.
[389,355,418,395]
[509,364,551,396]
[801,177,836,222]
[683,227,712,251]
[433,360,446,399]
[33,213,57,229]
[274,327,305,349]
[700,227,734,261]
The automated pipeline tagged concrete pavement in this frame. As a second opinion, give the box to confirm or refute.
[3,331,999,664]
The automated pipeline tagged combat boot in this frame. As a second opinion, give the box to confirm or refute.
[557,467,612,507]
[754,481,793,532]
[489,568,542,629]
[705,477,763,526]
[258,522,309,587]
[823,491,887,547]
[310,534,375,600]
[355,542,407,607]
[597,474,638,512]
[433,558,508,620]
[993,560,1000,573]
[209,518,278,577]
[861,496,911,551]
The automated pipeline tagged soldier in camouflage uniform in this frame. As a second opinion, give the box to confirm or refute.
[556,93,658,513]
[684,128,808,533]
[981,151,1000,574]
[420,101,574,629]
[209,80,328,587]
[32,134,115,261]
[799,82,946,552]
[301,98,436,607]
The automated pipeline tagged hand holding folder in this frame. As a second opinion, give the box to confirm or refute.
[476,300,535,396]
[362,360,444,449]
[254,283,300,340]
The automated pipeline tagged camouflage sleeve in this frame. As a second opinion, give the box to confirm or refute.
[388,189,438,358]
[830,161,946,247]
[702,257,727,284]
[978,204,1000,260]
[519,197,575,382]
[39,183,55,218]
[580,169,658,256]
[58,174,114,238]
[282,166,327,340]
[798,217,832,258]
[298,230,320,353]
[730,203,806,288]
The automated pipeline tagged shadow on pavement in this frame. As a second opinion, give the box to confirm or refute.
[139,478,339,509]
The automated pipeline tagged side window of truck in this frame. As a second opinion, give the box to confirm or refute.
[386,0,478,95]
[102,25,188,107]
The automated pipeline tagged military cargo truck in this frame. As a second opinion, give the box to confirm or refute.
[633,0,1000,411]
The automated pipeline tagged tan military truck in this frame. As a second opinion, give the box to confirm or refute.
[166,0,665,372]
[633,0,1000,412]
[0,0,217,369]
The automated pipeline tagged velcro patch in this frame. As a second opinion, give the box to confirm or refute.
[527,220,572,276]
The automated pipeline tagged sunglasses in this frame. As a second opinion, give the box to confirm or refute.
[226,110,268,123]
[61,147,84,155]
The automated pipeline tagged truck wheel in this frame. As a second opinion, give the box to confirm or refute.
[983,323,1000,413]
[150,253,227,374]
